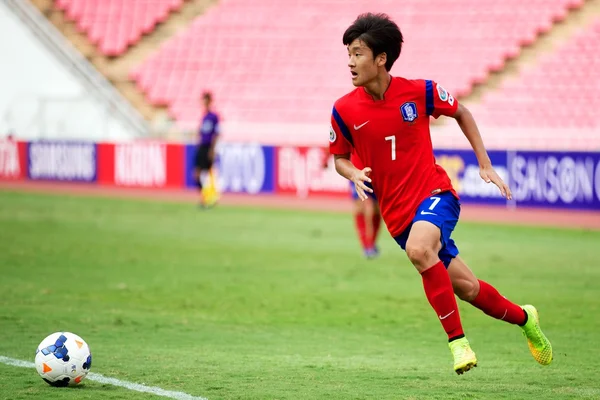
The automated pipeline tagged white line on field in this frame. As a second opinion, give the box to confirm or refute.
[0,355,208,400]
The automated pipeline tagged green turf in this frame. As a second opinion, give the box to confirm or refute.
[0,190,599,400]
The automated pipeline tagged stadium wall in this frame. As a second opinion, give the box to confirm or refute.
[1,138,599,211]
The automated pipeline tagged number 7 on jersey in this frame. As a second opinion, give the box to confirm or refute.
[385,135,396,161]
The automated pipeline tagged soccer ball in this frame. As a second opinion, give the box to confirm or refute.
[35,332,92,387]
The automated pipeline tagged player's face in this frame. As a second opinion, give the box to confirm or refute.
[347,39,381,87]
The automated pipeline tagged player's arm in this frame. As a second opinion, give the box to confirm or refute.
[428,80,512,200]
[329,109,373,201]
[453,104,490,168]
[452,104,511,200]
[333,154,373,201]
[209,117,220,161]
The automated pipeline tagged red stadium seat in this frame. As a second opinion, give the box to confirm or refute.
[131,0,583,136]
[473,18,600,145]
[55,0,184,56]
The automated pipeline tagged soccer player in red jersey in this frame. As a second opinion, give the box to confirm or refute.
[328,13,552,374]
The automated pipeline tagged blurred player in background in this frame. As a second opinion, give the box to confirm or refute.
[349,151,382,258]
[193,91,220,208]
[322,149,382,258]
[329,13,552,374]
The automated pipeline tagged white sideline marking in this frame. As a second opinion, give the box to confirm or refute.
[0,355,208,400]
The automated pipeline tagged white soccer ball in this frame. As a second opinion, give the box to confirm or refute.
[35,332,92,387]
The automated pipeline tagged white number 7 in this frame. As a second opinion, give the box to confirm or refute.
[385,135,396,161]
[429,196,441,210]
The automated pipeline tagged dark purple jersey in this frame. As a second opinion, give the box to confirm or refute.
[199,111,220,145]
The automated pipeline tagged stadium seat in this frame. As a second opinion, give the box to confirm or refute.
[131,0,583,134]
[470,18,600,148]
[55,0,184,56]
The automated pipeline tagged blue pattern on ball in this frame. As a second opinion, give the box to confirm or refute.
[83,354,92,370]
[41,334,70,361]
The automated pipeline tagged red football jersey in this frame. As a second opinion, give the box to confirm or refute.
[329,76,459,237]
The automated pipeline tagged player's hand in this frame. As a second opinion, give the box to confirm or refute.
[480,165,512,200]
[351,167,374,201]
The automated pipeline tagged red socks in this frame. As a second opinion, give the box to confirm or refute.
[353,213,368,248]
[372,214,381,245]
[354,213,382,250]
[470,280,526,325]
[421,261,464,340]
[421,265,525,340]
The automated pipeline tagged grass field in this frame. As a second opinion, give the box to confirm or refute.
[0,190,599,400]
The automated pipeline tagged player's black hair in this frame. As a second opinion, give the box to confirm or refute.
[202,91,212,102]
[343,13,403,71]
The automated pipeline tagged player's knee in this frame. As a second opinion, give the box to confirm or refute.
[455,278,480,302]
[405,244,436,270]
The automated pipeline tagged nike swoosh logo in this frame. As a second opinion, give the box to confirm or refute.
[420,211,437,216]
[353,121,369,130]
[439,310,455,320]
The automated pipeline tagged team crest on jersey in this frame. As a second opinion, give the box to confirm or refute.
[329,125,336,143]
[437,84,449,102]
[400,102,418,122]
